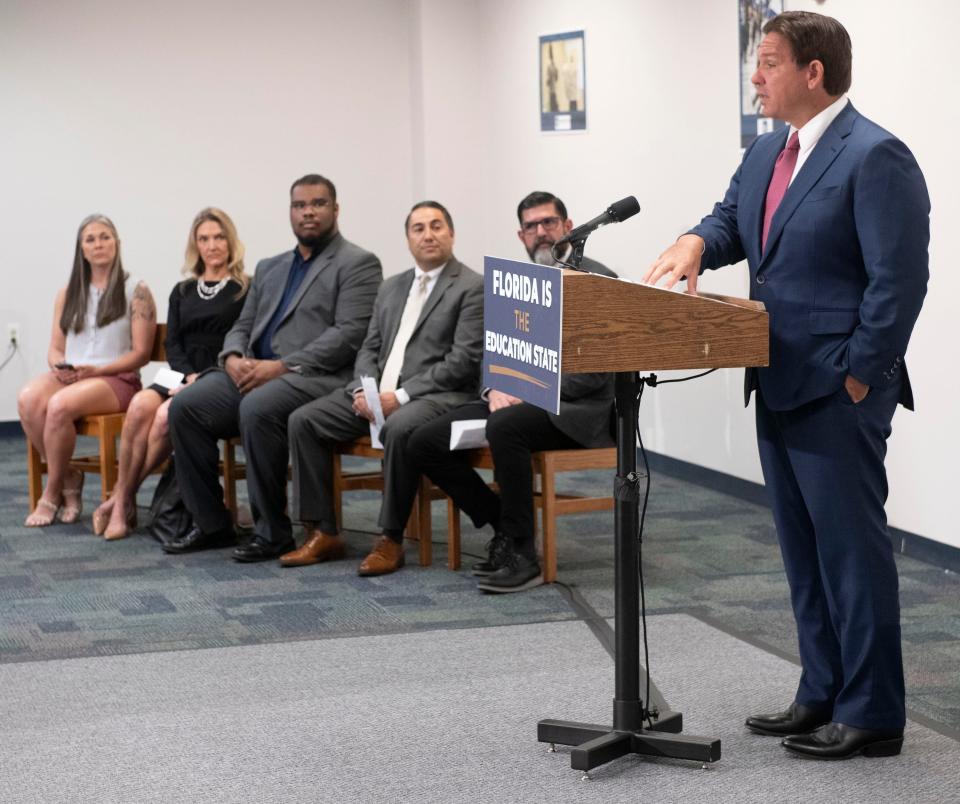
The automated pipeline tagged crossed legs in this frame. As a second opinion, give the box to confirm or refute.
[93,389,173,539]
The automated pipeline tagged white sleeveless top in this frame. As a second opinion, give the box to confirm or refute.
[64,280,136,369]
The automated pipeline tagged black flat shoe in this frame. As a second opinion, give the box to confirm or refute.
[162,524,237,554]
[782,722,904,760]
[232,538,295,563]
[745,702,832,736]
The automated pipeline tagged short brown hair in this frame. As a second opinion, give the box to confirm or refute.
[764,11,852,96]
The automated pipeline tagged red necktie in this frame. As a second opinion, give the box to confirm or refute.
[761,131,800,252]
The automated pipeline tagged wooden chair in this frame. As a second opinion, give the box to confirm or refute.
[221,437,244,524]
[333,437,445,567]
[27,324,167,509]
[440,446,617,583]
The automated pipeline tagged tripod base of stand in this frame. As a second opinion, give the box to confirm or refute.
[538,713,720,771]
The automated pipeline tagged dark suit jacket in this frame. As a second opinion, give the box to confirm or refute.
[219,233,382,396]
[691,102,929,411]
[346,257,484,407]
[550,257,618,448]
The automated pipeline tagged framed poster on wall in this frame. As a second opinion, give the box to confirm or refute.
[540,30,586,132]
[740,0,786,147]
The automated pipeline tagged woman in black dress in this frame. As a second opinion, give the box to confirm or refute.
[92,208,248,540]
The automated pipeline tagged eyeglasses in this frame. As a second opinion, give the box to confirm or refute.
[291,199,331,211]
[521,216,563,234]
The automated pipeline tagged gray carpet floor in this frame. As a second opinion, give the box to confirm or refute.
[2,431,958,802]
[1,614,957,804]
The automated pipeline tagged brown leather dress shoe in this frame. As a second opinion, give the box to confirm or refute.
[358,535,405,576]
[279,531,346,567]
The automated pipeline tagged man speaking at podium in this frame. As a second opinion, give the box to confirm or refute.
[644,12,929,759]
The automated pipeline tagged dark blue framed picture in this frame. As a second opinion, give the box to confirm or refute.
[540,30,586,132]
[740,0,786,148]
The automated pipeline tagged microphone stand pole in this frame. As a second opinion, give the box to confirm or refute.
[537,234,721,779]
[569,237,588,272]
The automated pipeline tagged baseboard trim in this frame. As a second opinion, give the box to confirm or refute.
[644,448,959,574]
[0,421,23,438]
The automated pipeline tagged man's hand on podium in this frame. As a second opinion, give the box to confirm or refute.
[643,234,705,294]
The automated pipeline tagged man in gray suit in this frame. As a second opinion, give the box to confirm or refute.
[406,191,616,593]
[166,174,382,561]
[280,200,483,576]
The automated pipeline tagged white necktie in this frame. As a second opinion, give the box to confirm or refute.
[379,274,429,392]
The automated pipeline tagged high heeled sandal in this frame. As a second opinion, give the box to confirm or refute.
[25,497,61,527]
[92,500,114,536]
[104,507,138,541]
[59,472,85,524]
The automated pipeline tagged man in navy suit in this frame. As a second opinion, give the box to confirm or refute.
[644,12,929,759]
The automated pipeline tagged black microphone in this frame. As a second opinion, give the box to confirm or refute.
[554,196,641,246]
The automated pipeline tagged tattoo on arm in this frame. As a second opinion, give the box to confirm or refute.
[131,282,157,323]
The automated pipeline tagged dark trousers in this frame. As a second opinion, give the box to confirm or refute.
[168,370,315,545]
[288,390,450,535]
[407,401,578,558]
[756,381,905,731]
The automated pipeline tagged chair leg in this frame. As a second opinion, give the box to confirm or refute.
[540,454,557,584]
[447,499,461,571]
[332,453,343,533]
[27,438,43,510]
[416,477,433,567]
[99,426,119,502]
[222,439,238,524]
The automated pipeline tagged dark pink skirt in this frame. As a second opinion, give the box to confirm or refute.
[102,371,142,410]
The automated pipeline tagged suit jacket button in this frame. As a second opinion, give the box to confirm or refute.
[756,275,766,285]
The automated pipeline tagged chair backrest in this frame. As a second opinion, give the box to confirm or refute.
[150,323,167,361]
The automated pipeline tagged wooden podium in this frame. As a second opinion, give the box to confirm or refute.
[537,269,768,776]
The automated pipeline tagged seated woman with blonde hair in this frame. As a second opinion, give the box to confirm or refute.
[19,214,156,526]
[92,207,248,540]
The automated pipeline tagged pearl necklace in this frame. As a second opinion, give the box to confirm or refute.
[197,276,230,300]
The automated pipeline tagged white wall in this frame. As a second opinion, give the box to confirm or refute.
[0,0,420,414]
[2,0,956,548]
[414,0,958,549]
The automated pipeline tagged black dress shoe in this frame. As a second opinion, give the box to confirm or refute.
[782,722,904,759]
[232,537,296,563]
[476,552,543,593]
[162,524,237,554]
[472,531,510,576]
[745,702,832,736]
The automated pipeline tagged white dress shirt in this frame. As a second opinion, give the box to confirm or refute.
[788,94,849,185]
[388,262,445,405]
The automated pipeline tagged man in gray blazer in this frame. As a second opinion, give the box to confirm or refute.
[406,191,616,593]
[166,174,382,561]
[280,200,483,576]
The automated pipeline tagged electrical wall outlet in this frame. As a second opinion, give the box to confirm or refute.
[8,323,19,345]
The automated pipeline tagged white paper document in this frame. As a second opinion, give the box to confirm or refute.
[360,376,385,449]
[151,367,185,390]
[449,419,488,450]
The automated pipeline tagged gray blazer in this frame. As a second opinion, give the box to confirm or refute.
[550,256,617,448]
[220,233,382,395]
[347,257,483,407]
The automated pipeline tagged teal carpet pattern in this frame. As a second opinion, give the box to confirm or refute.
[1,432,958,736]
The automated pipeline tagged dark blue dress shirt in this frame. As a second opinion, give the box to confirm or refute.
[253,247,319,360]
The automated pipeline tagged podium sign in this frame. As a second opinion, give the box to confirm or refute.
[482,256,563,414]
